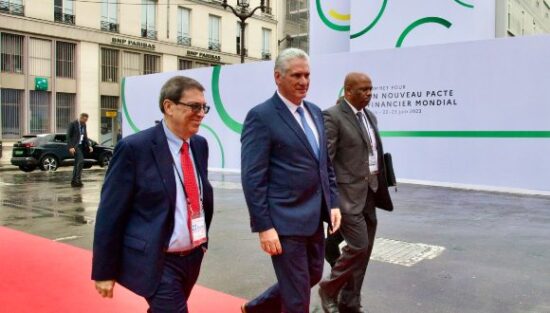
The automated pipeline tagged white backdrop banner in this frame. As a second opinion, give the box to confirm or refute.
[350,0,496,51]
[309,0,350,55]
[122,36,550,192]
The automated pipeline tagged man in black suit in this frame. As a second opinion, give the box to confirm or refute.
[319,73,393,313]
[67,113,92,187]
[92,76,214,313]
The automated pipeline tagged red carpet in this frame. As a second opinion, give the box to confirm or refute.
[0,227,246,312]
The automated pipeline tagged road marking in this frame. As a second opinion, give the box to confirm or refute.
[53,235,83,242]
[210,181,242,190]
[371,238,445,267]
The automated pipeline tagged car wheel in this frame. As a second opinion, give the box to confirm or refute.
[99,152,112,167]
[19,165,37,172]
[39,155,59,171]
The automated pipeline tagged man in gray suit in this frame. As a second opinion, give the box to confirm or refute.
[318,72,393,313]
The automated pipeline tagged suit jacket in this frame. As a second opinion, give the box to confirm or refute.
[91,123,214,297]
[241,92,339,237]
[67,120,89,150]
[323,99,393,214]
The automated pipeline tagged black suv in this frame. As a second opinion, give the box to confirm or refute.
[10,133,113,172]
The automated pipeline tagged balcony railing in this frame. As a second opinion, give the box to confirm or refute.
[0,0,24,16]
[208,40,221,52]
[141,28,158,40]
[101,20,119,33]
[54,12,75,25]
[177,35,191,46]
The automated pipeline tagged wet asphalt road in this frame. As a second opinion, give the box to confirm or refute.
[0,167,549,313]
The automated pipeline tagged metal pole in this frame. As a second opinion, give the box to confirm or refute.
[240,20,246,63]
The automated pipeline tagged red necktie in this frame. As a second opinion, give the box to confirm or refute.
[180,142,200,218]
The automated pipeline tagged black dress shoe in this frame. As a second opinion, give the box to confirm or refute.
[71,182,83,187]
[318,287,339,313]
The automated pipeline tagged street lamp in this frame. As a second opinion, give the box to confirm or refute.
[222,0,266,63]
[278,34,293,47]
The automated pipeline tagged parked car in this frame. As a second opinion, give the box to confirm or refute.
[10,133,113,172]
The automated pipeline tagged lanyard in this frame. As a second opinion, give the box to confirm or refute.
[171,152,203,206]
[360,110,377,152]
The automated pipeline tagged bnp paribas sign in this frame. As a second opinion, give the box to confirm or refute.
[310,0,496,55]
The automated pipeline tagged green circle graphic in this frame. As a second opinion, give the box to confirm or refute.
[395,17,453,48]
[315,0,350,32]
[454,0,474,9]
[350,0,388,39]
[212,66,243,134]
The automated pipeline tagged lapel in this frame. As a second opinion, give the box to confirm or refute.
[364,108,384,153]
[273,93,319,161]
[151,124,177,207]
[339,99,371,147]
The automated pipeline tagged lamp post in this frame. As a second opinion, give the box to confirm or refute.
[278,34,293,47]
[222,0,266,63]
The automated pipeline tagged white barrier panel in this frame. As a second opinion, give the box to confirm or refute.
[123,36,550,192]
[309,0,350,55]
[350,0,495,51]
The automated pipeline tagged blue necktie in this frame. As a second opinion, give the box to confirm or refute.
[296,106,319,159]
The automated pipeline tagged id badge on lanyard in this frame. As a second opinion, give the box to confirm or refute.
[189,201,207,246]
[369,149,379,174]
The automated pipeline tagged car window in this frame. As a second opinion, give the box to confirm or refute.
[54,134,67,143]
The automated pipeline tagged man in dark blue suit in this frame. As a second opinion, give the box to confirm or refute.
[241,48,341,313]
[92,76,214,313]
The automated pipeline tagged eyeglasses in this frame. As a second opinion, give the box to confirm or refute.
[176,102,211,114]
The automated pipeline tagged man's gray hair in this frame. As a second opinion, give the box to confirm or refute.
[274,48,310,76]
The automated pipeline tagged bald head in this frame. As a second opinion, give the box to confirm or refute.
[344,72,373,110]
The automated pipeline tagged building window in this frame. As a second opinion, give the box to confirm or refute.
[101,48,119,82]
[177,7,191,46]
[178,59,192,70]
[262,28,272,60]
[56,41,75,78]
[141,0,157,39]
[1,33,24,73]
[101,0,119,33]
[56,93,75,133]
[209,15,221,51]
[29,91,51,134]
[195,62,210,68]
[122,51,141,77]
[29,38,52,77]
[101,96,119,146]
[236,22,248,56]
[54,0,75,25]
[0,0,24,16]
[144,54,160,75]
[1,88,23,139]
[264,0,272,14]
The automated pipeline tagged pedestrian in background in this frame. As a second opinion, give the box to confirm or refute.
[67,113,92,187]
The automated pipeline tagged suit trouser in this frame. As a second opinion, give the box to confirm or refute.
[146,248,204,313]
[71,145,84,183]
[246,224,325,313]
[319,189,378,310]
